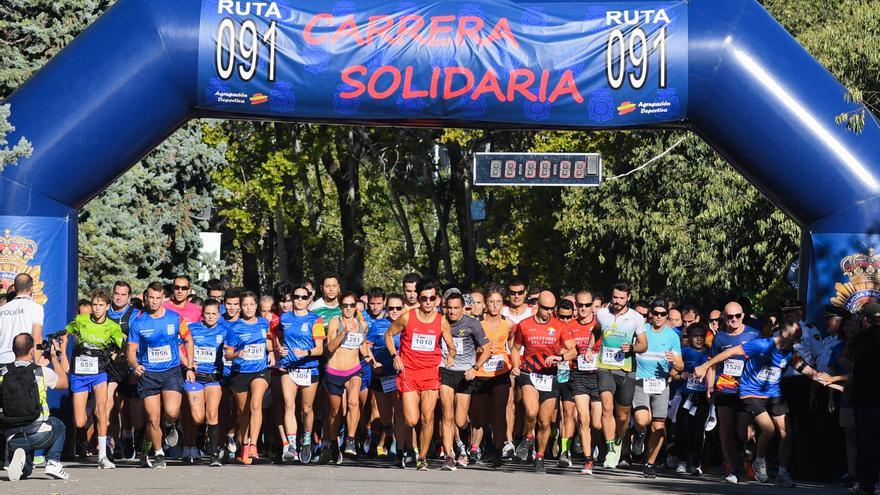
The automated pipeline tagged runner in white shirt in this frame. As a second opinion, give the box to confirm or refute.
[501,279,533,325]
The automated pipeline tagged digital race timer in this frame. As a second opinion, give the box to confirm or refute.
[473,153,601,187]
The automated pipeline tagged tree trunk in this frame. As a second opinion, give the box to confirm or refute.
[387,182,416,261]
[273,203,289,282]
[446,141,479,287]
[322,128,366,293]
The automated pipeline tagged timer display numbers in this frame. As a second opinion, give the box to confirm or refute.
[475,153,602,186]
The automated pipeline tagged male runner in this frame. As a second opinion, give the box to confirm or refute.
[401,273,421,311]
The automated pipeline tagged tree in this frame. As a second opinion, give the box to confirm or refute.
[0,104,31,172]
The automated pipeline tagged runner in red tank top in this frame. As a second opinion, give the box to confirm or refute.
[385,279,454,471]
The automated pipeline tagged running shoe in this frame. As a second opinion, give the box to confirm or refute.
[164,422,179,448]
[33,454,45,467]
[467,449,480,465]
[240,444,253,465]
[572,436,583,455]
[226,435,237,454]
[398,452,407,469]
[318,444,333,465]
[7,449,25,481]
[580,459,594,475]
[603,439,621,468]
[300,436,313,464]
[98,456,116,469]
[745,458,756,481]
[417,459,429,471]
[775,471,795,488]
[617,459,631,469]
[182,447,193,465]
[723,463,738,484]
[692,467,703,477]
[558,451,572,468]
[249,444,260,460]
[753,458,768,483]
[631,429,647,457]
[515,438,534,461]
[123,437,136,461]
[363,432,374,455]
[643,463,657,479]
[442,457,457,471]
[283,444,299,462]
[550,429,560,458]
[534,458,546,474]
[45,460,69,480]
[501,441,515,459]
[140,452,153,469]
[454,453,467,468]
[676,461,688,474]
[377,445,388,458]
[344,437,357,457]
[456,439,467,457]
[666,455,679,470]
[210,454,222,467]
[154,454,167,469]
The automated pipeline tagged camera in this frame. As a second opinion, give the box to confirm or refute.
[37,331,66,358]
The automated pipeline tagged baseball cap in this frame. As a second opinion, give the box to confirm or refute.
[462,293,475,308]
[780,299,803,312]
[443,287,462,302]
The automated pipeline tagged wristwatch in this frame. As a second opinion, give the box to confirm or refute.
[471,364,479,371]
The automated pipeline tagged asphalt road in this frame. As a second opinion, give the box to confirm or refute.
[3,457,847,495]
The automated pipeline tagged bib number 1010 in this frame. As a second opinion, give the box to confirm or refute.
[605,26,667,90]
[215,18,277,82]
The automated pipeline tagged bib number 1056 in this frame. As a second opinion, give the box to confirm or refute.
[215,18,277,82]
[605,26,667,90]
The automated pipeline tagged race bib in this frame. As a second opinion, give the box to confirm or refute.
[240,343,266,361]
[147,345,172,364]
[602,346,625,366]
[289,368,312,387]
[722,359,744,377]
[482,354,506,372]
[194,346,216,364]
[557,361,570,372]
[530,373,553,392]
[380,374,398,393]
[577,353,598,371]
[453,337,465,355]
[341,332,364,350]
[75,355,99,375]
[643,378,666,395]
[756,366,782,384]
[411,333,437,352]
[687,374,707,391]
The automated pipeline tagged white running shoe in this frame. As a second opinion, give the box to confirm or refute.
[45,460,69,480]
[7,448,25,481]
[98,456,116,469]
[676,461,688,474]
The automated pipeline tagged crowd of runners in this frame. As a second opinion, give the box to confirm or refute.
[2,271,878,493]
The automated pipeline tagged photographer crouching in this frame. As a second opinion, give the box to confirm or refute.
[1,332,70,481]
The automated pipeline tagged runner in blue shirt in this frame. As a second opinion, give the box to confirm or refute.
[224,291,274,465]
[670,322,711,476]
[126,281,194,470]
[275,283,325,463]
[631,300,683,479]
[218,288,241,459]
[695,320,839,487]
[365,293,405,458]
[184,299,226,466]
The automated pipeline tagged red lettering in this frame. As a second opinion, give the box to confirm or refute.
[365,16,395,44]
[395,15,427,45]
[484,18,519,48]
[538,69,549,102]
[456,16,484,45]
[427,15,455,46]
[304,13,333,44]
[548,70,583,103]
[368,66,401,99]
[430,67,441,99]
[402,67,428,98]
[340,65,368,97]
[472,70,505,102]
[331,16,365,45]
[506,69,537,102]
[443,67,474,99]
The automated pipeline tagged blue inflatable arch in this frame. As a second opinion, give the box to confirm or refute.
[3,0,880,330]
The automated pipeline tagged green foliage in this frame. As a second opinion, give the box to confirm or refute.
[0,104,32,172]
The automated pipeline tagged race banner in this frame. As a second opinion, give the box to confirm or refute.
[197,0,687,127]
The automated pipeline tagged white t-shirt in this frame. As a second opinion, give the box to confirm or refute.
[6,360,59,389]
[501,305,533,325]
[0,297,44,363]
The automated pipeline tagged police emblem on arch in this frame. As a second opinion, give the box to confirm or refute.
[0,229,47,305]
[829,247,880,313]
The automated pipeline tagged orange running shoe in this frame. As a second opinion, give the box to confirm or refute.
[240,444,252,465]
[744,458,756,481]
[249,444,259,460]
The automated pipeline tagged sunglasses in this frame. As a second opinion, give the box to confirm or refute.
[652,310,668,317]
[708,317,721,323]
[342,302,357,309]
[509,290,526,296]
[174,285,190,291]
[419,295,438,302]
[726,313,743,320]
[386,306,403,311]
[557,313,573,320]
[291,294,310,301]
[538,304,555,311]
[575,302,593,308]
